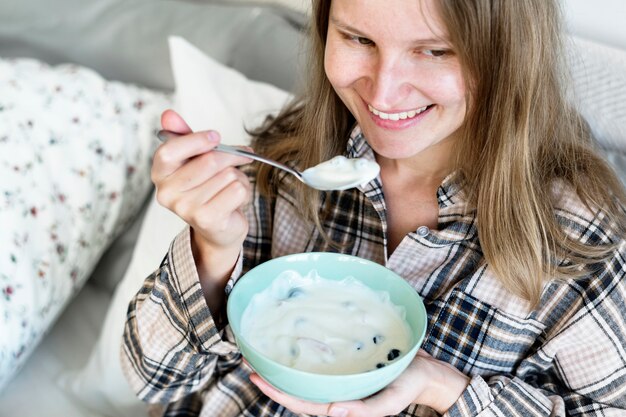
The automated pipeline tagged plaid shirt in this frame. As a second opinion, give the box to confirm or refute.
[121,126,626,417]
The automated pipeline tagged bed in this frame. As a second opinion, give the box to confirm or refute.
[0,1,624,416]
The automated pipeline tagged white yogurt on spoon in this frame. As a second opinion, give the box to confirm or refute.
[301,156,380,191]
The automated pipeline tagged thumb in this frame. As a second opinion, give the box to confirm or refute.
[161,109,192,134]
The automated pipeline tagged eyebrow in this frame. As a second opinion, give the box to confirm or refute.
[329,16,449,46]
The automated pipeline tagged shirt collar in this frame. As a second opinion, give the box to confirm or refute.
[346,125,476,247]
[346,125,370,159]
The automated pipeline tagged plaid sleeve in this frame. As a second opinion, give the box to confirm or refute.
[445,375,566,416]
[445,240,626,417]
[120,227,241,405]
[238,163,275,275]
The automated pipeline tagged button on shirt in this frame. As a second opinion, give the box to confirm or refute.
[416,225,430,237]
[121,126,626,417]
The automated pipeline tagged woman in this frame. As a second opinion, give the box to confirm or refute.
[121,0,626,416]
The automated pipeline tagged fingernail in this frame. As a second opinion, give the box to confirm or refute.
[329,407,348,417]
[206,131,220,142]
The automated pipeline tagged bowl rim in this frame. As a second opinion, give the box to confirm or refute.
[226,252,428,378]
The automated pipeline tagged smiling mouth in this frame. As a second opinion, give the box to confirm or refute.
[367,104,433,121]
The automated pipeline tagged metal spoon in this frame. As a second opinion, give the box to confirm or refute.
[156,130,379,191]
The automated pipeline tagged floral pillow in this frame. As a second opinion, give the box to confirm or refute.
[0,57,171,390]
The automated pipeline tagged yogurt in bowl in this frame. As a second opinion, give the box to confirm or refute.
[227,252,428,403]
[240,271,412,375]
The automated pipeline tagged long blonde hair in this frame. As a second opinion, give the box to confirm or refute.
[251,0,626,305]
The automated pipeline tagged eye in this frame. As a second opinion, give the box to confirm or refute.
[341,32,374,47]
[354,36,374,46]
[423,49,449,58]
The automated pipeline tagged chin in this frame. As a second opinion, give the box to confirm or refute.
[367,141,419,161]
[360,129,420,157]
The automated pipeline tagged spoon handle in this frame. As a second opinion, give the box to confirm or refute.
[156,130,304,182]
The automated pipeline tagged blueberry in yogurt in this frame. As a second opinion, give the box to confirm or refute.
[387,348,401,361]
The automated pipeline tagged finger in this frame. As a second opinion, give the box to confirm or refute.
[195,177,251,230]
[249,374,333,416]
[416,349,431,358]
[174,167,250,219]
[161,109,192,134]
[241,358,254,371]
[331,379,423,417]
[333,393,399,417]
[165,150,252,192]
[152,131,220,182]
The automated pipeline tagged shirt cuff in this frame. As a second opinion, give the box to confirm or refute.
[443,375,494,417]
[170,226,241,355]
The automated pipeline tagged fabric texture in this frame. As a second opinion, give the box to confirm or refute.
[0,282,113,416]
[121,127,626,416]
[0,57,170,391]
[0,0,305,92]
[58,37,292,417]
[568,36,626,153]
[58,196,182,417]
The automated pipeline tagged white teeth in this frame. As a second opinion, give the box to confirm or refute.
[367,104,430,120]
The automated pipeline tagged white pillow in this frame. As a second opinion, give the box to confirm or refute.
[169,36,291,137]
[58,37,292,417]
[0,57,169,392]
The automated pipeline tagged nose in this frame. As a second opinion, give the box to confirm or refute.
[367,53,412,110]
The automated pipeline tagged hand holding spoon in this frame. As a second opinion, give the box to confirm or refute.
[157,130,379,191]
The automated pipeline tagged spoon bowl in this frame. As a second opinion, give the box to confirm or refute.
[157,130,379,191]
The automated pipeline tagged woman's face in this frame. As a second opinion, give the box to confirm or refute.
[324,0,467,161]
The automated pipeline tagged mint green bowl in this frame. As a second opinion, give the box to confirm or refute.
[226,252,427,403]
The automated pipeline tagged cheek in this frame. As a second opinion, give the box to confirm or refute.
[324,44,361,90]
[324,50,344,89]
[429,69,467,108]
[442,74,468,128]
